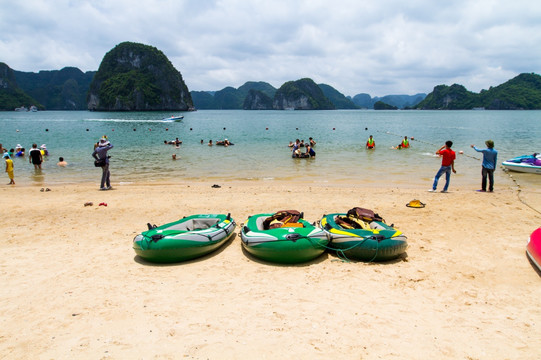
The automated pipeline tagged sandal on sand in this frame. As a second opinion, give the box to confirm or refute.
[45,188,51,192]
[84,202,93,207]
[99,202,107,207]
[40,188,44,192]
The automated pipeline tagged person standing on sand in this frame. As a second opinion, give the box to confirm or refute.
[4,153,15,185]
[471,140,498,192]
[429,140,456,193]
[92,137,114,190]
[29,143,43,169]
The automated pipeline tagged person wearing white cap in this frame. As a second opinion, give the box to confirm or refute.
[91,137,114,190]
[40,144,48,156]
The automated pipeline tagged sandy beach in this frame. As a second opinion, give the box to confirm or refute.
[1,176,540,359]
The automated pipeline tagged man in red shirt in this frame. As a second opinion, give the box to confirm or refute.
[429,140,456,193]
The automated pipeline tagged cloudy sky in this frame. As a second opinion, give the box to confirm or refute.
[1,0,540,97]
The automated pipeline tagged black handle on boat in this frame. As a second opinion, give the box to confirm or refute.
[151,234,164,242]
[285,233,301,242]
[370,234,385,242]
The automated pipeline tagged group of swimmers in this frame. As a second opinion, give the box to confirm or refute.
[1,143,49,158]
[289,137,316,158]
[164,138,183,147]
[1,142,68,185]
[208,139,232,146]
[365,135,412,150]
[164,138,234,147]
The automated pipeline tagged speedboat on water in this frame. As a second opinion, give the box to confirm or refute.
[502,153,541,174]
[163,115,184,121]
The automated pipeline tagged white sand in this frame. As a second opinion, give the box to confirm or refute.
[1,179,540,359]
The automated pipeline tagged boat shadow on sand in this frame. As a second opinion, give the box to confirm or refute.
[325,251,409,265]
[526,252,541,277]
[133,233,237,267]
[240,246,330,267]
[239,247,409,266]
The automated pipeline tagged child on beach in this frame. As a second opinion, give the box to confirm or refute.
[4,153,14,185]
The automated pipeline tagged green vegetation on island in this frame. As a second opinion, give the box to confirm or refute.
[87,42,193,111]
[415,73,541,110]
[318,84,358,109]
[14,67,95,110]
[273,78,335,110]
[0,63,42,111]
[374,101,398,110]
[352,93,426,109]
[2,42,541,112]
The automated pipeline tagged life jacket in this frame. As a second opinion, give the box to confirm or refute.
[335,215,370,230]
[263,210,302,229]
[401,139,410,148]
[367,138,374,147]
[346,207,384,222]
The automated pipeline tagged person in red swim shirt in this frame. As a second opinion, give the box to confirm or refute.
[429,140,456,193]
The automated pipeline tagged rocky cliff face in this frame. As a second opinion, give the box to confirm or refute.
[273,78,335,110]
[243,89,273,110]
[87,42,193,111]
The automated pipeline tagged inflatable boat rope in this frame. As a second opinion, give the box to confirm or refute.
[316,220,407,263]
[328,235,394,262]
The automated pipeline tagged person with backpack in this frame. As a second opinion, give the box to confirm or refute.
[92,137,114,190]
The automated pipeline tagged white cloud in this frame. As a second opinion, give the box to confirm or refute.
[1,0,540,96]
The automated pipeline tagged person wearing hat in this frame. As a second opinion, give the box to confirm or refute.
[471,140,498,192]
[4,153,15,185]
[92,137,114,190]
[40,144,48,156]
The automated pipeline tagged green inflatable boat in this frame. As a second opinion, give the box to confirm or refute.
[320,207,407,262]
[133,214,236,263]
[240,210,329,264]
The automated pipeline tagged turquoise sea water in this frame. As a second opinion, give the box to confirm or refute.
[1,110,540,187]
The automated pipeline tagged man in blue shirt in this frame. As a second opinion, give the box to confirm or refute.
[471,140,498,192]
